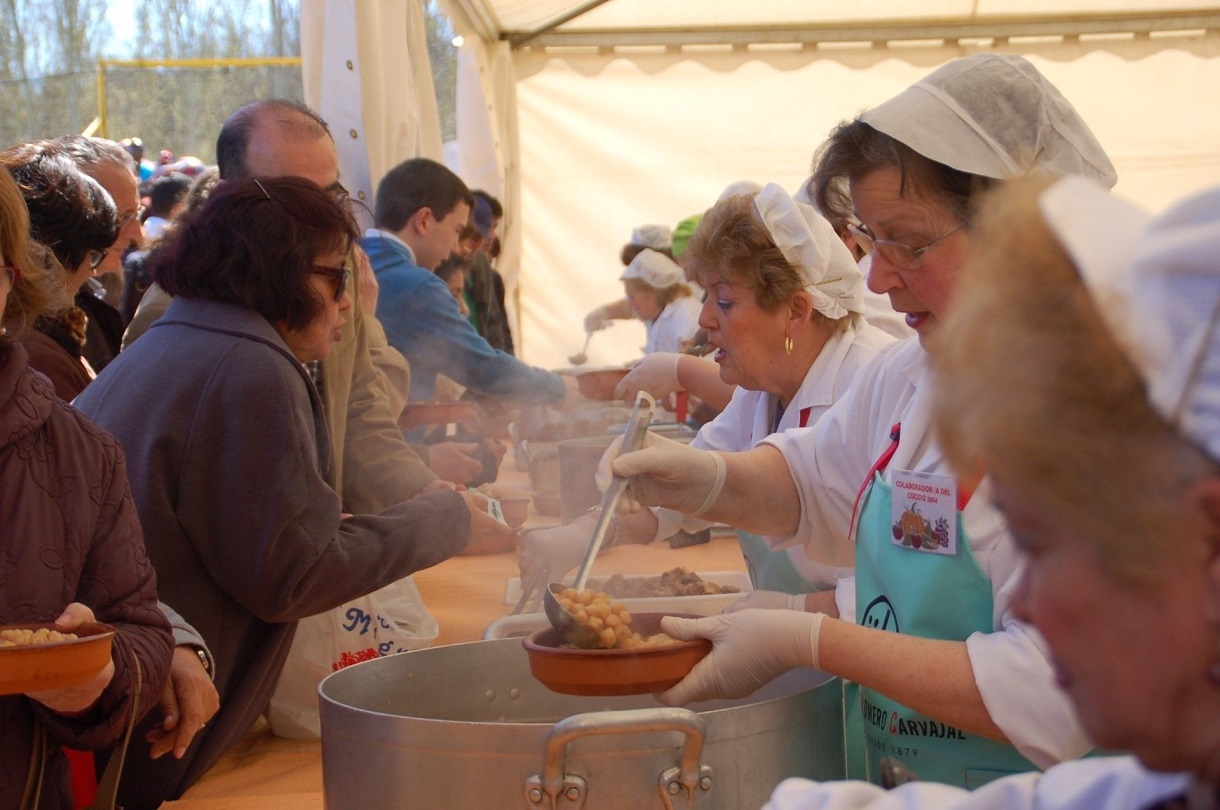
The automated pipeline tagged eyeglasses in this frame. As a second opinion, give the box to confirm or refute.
[311,264,351,302]
[0,264,19,288]
[87,248,109,270]
[119,206,146,230]
[325,181,350,205]
[848,221,964,271]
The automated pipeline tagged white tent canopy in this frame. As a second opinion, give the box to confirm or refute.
[305,1,1220,369]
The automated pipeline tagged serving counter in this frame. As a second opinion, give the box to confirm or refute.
[164,464,749,808]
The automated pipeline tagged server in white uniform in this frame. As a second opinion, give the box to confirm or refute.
[604,53,1115,789]
[618,248,699,356]
[763,175,1220,807]
[520,185,892,595]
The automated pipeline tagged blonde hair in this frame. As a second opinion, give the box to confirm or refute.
[0,171,58,342]
[930,176,1214,584]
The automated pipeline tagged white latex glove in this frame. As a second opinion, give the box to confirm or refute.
[657,610,824,706]
[614,353,682,401]
[518,515,595,584]
[724,590,806,613]
[595,431,726,516]
[584,304,613,333]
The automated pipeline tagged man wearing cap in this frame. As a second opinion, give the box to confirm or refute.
[464,190,514,354]
[362,157,576,431]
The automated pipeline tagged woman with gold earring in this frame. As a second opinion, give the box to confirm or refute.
[521,184,894,600]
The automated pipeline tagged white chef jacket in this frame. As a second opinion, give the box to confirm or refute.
[644,297,699,355]
[761,338,1092,768]
[764,756,1190,810]
[650,319,893,571]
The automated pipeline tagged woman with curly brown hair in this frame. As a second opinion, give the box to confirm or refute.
[74,176,508,807]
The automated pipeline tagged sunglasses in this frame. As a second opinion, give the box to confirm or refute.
[0,264,19,288]
[87,248,109,270]
[311,264,351,302]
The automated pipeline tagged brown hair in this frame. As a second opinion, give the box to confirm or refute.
[620,242,673,266]
[0,172,58,342]
[623,277,692,309]
[930,176,1214,584]
[151,177,357,332]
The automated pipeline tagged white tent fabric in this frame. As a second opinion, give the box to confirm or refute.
[306,1,1220,371]
[301,0,443,228]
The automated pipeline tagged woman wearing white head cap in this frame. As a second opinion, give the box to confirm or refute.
[582,224,673,334]
[521,186,892,593]
[766,175,1220,808]
[618,248,699,355]
[603,52,1116,789]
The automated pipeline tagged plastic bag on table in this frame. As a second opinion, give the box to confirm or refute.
[266,576,439,739]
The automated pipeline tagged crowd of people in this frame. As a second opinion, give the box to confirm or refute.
[2,49,1218,810]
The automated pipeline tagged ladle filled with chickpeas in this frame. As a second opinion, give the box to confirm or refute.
[543,392,655,648]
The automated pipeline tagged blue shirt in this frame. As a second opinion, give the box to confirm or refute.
[361,232,565,409]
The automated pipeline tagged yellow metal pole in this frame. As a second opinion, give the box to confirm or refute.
[96,59,108,138]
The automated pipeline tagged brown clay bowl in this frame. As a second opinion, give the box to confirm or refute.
[0,621,116,695]
[522,613,710,696]
[575,368,630,401]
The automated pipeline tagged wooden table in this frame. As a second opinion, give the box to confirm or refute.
[165,462,747,808]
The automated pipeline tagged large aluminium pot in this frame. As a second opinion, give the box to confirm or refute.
[319,638,844,809]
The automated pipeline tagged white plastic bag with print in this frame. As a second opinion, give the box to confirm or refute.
[266,575,439,739]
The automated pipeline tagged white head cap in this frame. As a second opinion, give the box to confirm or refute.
[620,248,684,288]
[1041,176,1220,461]
[629,224,672,250]
[862,53,1117,187]
[753,183,864,319]
[719,180,763,202]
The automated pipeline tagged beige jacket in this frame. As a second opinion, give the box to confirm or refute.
[122,278,436,511]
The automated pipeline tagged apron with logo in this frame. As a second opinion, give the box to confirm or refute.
[843,423,1036,789]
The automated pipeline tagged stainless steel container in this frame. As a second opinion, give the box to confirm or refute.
[320,638,844,808]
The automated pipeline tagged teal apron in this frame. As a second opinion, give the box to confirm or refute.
[844,423,1037,789]
[738,531,830,593]
[739,405,827,593]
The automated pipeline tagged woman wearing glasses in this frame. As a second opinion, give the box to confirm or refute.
[0,141,119,399]
[74,177,509,803]
[603,53,1117,789]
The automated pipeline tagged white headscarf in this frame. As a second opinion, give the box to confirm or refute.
[620,248,684,288]
[1042,176,1220,461]
[863,53,1117,187]
[629,224,672,250]
[753,183,864,319]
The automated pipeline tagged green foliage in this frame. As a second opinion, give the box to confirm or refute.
[425,0,457,143]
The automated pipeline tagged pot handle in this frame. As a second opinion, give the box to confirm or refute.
[523,707,712,810]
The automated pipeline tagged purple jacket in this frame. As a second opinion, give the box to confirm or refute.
[0,342,172,810]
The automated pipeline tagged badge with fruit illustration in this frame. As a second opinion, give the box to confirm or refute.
[889,471,957,555]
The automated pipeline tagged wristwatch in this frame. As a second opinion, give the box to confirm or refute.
[191,646,211,674]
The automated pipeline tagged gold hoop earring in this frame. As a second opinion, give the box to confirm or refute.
[784,332,793,356]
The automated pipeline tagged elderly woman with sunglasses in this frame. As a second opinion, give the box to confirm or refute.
[1,140,120,400]
[602,53,1118,789]
[74,177,508,803]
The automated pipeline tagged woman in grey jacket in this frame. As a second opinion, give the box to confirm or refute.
[75,177,506,808]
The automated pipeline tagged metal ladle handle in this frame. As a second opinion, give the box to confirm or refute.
[570,391,655,591]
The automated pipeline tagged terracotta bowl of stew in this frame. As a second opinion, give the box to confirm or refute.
[522,613,710,696]
[0,621,116,695]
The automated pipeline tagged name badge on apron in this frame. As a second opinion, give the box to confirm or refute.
[889,470,957,555]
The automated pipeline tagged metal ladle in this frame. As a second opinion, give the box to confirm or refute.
[568,333,593,366]
[544,391,656,648]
